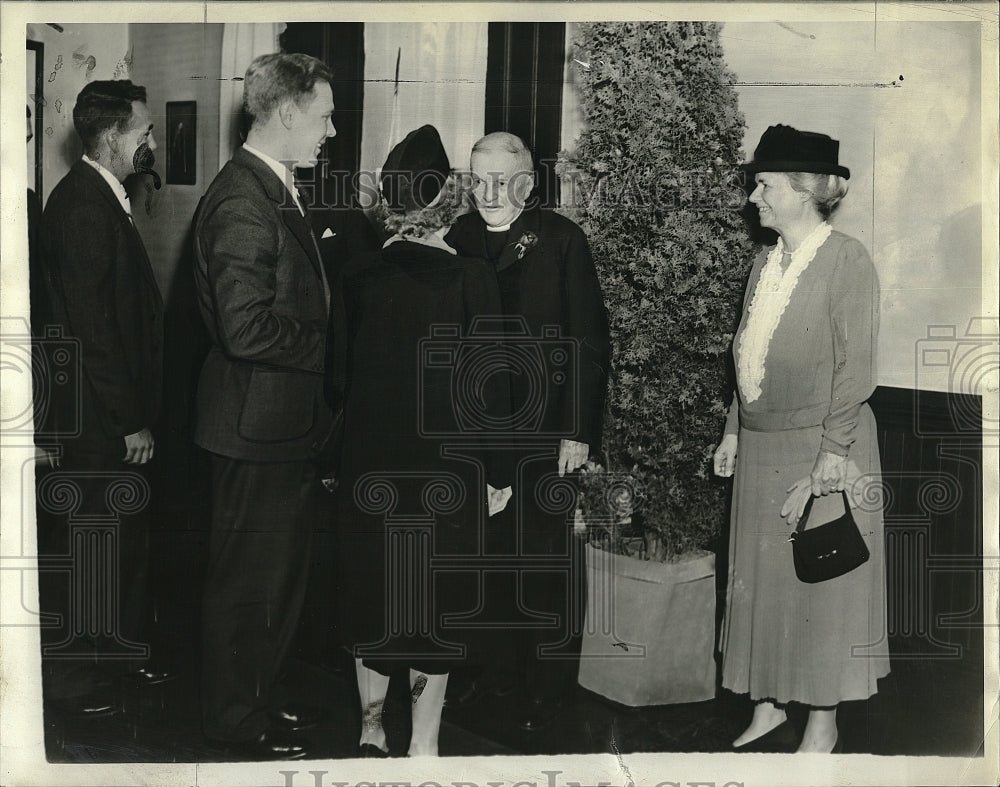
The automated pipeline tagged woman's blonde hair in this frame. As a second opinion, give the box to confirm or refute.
[377,173,468,238]
[785,172,849,219]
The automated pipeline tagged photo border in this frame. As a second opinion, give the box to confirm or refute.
[1,3,997,786]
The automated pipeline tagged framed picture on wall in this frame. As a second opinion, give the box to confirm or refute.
[27,39,43,196]
[165,101,197,185]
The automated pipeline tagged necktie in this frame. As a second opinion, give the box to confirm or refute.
[291,181,309,217]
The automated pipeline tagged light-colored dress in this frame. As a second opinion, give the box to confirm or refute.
[719,227,891,706]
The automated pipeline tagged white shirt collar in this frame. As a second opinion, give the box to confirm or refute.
[242,144,305,215]
[82,154,130,216]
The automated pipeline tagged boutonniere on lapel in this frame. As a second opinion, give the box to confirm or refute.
[513,231,539,260]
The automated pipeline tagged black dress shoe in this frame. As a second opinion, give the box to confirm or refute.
[733,719,798,753]
[48,690,121,719]
[227,729,310,760]
[518,693,570,732]
[358,742,390,758]
[269,703,328,731]
[125,666,179,687]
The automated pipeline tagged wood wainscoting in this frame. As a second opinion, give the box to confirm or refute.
[869,386,986,664]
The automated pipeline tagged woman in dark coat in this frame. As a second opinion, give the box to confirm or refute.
[713,125,889,753]
[333,125,512,757]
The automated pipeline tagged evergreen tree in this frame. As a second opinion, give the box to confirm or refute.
[564,22,757,560]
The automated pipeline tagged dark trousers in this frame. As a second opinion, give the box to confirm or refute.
[201,454,318,742]
[36,447,153,700]
[476,447,586,700]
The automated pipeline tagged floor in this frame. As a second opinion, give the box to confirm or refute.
[38,507,985,762]
[41,607,985,762]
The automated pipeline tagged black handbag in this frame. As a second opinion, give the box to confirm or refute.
[788,490,870,583]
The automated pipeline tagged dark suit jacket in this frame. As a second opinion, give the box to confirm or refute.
[41,161,163,452]
[192,147,333,462]
[27,188,44,337]
[446,208,610,450]
[306,204,381,413]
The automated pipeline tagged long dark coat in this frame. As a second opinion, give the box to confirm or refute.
[41,161,164,451]
[332,239,513,673]
[38,160,164,684]
[445,208,610,698]
[446,207,610,450]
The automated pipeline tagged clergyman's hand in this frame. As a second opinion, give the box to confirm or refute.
[123,428,154,465]
[557,439,589,477]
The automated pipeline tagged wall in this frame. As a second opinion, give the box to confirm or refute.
[561,21,985,394]
[24,23,131,204]
[128,24,224,303]
[722,21,982,393]
[23,19,987,389]
[360,23,488,205]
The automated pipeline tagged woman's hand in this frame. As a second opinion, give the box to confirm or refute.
[487,484,512,517]
[810,450,848,496]
[713,434,738,477]
[781,477,813,526]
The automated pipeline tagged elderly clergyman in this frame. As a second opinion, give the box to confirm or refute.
[446,132,611,731]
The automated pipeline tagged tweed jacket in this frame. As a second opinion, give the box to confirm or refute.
[192,147,333,461]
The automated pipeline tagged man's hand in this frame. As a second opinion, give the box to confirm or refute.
[557,439,589,477]
[34,446,61,468]
[123,428,154,465]
[810,450,847,497]
[713,434,738,477]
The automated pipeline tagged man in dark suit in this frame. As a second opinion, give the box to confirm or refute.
[193,53,336,760]
[446,132,611,730]
[39,80,169,717]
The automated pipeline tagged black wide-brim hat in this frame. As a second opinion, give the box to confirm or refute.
[380,124,451,212]
[741,124,850,179]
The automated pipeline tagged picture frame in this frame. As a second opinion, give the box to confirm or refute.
[165,100,197,185]
[26,39,43,196]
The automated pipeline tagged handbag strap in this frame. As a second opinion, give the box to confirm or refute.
[795,489,851,533]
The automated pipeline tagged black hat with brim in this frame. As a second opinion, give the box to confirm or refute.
[740,124,850,179]
[380,125,451,212]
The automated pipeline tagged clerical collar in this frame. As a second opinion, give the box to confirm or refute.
[486,222,512,233]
